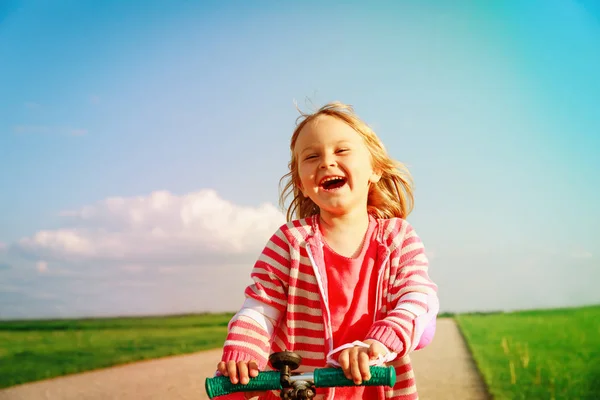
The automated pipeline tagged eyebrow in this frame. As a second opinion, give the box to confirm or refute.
[299,146,315,156]
[298,140,353,155]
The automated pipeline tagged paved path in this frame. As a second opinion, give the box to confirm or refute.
[0,319,489,400]
[409,319,490,400]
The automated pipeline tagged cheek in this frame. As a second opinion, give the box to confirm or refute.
[298,164,313,181]
[355,155,375,175]
[296,167,310,190]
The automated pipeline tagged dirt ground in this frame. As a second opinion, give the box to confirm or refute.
[0,319,490,400]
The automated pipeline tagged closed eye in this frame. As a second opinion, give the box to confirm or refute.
[336,148,349,154]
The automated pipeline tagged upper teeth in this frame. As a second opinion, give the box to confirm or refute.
[321,176,343,184]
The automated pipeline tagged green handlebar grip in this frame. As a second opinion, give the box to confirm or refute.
[205,366,396,398]
[205,371,282,399]
[314,366,396,388]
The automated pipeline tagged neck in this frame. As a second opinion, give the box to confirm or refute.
[318,207,370,236]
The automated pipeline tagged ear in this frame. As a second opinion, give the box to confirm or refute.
[369,170,382,184]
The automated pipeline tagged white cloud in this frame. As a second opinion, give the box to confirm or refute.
[0,284,23,293]
[15,189,286,264]
[36,260,48,273]
[571,250,592,259]
[31,291,57,300]
[116,280,156,288]
[157,265,183,274]
[122,264,145,273]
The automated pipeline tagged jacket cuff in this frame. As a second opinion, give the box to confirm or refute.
[221,348,268,370]
[365,325,405,355]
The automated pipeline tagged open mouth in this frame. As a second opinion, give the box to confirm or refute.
[319,176,347,191]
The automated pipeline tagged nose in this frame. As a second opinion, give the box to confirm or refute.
[319,154,336,169]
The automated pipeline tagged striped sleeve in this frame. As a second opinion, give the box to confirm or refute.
[220,227,291,369]
[365,221,439,357]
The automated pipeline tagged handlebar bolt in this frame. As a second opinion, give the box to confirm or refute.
[269,351,302,388]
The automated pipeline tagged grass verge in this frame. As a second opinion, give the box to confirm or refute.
[0,313,233,389]
[455,305,600,399]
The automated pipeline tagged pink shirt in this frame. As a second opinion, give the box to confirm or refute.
[324,216,383,399]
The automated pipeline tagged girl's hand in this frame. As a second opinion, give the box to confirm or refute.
[336,339,388,385]
[217,360,260,385]
[217,360,266,398]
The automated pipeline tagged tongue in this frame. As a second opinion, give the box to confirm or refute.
[324,179,345,190]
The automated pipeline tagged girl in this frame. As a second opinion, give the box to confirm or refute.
[216,102,439,399]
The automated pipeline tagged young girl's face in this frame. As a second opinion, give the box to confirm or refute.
[294,115,380,217]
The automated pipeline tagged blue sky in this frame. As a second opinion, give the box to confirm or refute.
[1,0,599,319]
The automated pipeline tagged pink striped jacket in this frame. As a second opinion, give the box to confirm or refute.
[219,215,439,399]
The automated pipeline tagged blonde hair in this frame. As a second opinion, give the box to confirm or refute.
[278,101,414,222]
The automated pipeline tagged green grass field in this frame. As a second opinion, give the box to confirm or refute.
[456,305,600,400]
[0,312,234,389]
[3,305,599,399]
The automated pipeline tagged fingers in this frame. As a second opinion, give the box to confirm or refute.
[368,341,384,360]
[227,361,240,384]
[216,360,259,385]
[358,350,371,382]
[217,361,227,376]
[248,360,259,378]
[237,361,250,384]
[338,349,351,380]
[337,347,371,385]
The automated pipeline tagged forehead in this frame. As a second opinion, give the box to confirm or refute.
[294,115,364,150]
